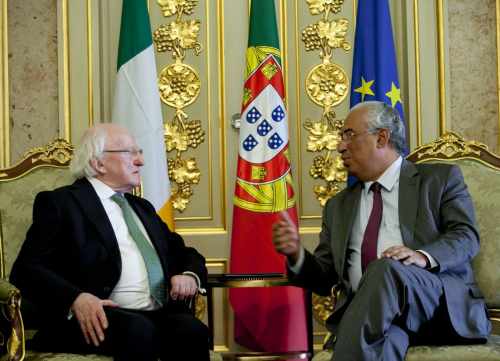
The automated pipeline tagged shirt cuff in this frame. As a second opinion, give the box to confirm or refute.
[416,250,438,269]
[287,247,305,274]
[182,271,206,294]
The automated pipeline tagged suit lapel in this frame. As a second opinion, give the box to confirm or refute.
[70,178,121,272]
[339,184,361,284]
[399,160,420,249]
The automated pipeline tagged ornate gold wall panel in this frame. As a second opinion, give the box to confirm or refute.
[447,0,499,151]
[293,0,355,221]
[8,0,59,164]
[153,0,206,214]
[301,0,351,207]
[152,0,226,233]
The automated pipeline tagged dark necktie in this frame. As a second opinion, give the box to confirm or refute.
[361,182,383,273]
[111,193,166,305]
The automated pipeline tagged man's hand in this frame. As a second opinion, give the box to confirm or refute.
[71,293,118,346]
[170,275,198,301]
[272,211,301,264]
[381,246,428,268]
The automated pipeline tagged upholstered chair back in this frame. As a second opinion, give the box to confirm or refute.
[0,140,74,279]
[406,132,500,313]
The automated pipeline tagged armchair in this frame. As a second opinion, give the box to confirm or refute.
[0,139,221,361]
[312,132,500,361]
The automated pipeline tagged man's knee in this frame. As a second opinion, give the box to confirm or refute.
[106,309,158,350]
[364,258,406,283]
[169,313,209,340]
[163,313,210,360]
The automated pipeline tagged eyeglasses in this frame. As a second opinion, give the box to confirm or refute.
[103,149,144,156]
[340,128,377,142]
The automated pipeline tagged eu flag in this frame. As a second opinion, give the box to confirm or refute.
[350,0,405,129]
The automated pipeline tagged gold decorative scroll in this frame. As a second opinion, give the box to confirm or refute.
[302,0,351,205]
[153,0,204,212]
[412,131,484,160]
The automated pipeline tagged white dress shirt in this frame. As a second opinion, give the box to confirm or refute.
[347,157,404,290]
[290,156,435,291]
[88,177,159,310]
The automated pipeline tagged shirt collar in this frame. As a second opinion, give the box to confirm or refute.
[363,156,402,194]
[87,177,117,201]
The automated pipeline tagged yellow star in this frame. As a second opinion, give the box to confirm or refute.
[354,77,375,102]
[385,82,402,108]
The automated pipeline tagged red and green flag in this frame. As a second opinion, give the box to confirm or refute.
[229,0,308,353]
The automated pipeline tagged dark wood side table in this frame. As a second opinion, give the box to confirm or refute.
[207,273,313,361]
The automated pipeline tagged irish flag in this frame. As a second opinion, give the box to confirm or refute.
[229,0,308,353]
[112,0,174,229]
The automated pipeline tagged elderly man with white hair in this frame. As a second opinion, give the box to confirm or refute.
[11,124,210,361]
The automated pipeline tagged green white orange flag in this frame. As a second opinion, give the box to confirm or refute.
[229,0,308,353]
[112,0,174,229]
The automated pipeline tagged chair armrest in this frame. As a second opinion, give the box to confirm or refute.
[0,280,20,304]
[0,280,25,361]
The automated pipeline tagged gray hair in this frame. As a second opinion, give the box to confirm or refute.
[70,126,108,178]
[351,101,407,155]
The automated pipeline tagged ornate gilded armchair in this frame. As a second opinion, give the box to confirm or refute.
[313,132,500,361]
[0,140,221,361]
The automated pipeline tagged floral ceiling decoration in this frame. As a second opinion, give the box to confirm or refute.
[302,0,351,206]
[153,0,204,212]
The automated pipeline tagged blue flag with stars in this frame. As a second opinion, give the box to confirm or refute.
[350,0,405,129]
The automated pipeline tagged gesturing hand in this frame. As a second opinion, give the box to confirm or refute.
[170,274,198,301]
[71,292,119,346]
[381,245,429,268]
[272,211,301,264]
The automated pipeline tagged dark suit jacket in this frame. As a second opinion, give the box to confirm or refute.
[290,160,491,339]
[10,177,207,323]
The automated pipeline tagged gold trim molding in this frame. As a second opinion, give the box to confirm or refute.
[61,0,71,142]
[413,0,422,146]
[206,258,229,352]
[496,0,500,153]
[1,0,9,168]
[436,0,446,135]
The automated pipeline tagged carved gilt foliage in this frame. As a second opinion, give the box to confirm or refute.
[153,0,204,212]
[302,0,351,205]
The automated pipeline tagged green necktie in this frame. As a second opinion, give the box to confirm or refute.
[111,193,166,306]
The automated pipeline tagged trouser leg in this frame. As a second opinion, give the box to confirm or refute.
[333,259,444,361]
[30,307,159,361]
[384,325,410,361]
[157,311,210,361]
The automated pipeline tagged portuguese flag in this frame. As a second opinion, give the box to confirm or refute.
[229,0,308,353]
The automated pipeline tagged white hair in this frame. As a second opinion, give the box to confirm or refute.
[70,126,108,179]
